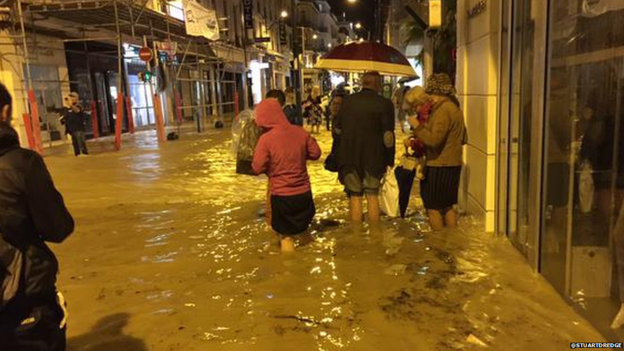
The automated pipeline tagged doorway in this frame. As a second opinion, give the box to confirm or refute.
[497,0,549,270]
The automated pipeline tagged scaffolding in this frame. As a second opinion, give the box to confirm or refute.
[1,0,241,152]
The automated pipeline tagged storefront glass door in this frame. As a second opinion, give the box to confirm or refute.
[541,0,624,339]
[501,0,548,270]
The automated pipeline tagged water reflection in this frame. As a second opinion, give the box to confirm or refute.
[50,130,605,350]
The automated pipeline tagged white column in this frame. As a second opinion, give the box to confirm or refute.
[456,0,501,232]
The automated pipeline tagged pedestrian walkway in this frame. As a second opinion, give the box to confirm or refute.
[43,129,605,350]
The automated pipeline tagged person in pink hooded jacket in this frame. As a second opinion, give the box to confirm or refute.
[252,99,322,253]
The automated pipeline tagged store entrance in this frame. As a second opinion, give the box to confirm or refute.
[498,0,546,271]
[93,72,113,135]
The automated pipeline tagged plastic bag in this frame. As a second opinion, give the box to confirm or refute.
[380,168,400,218]
[235,110,264,175]
[579,161,594,213]
[231,109,254,158]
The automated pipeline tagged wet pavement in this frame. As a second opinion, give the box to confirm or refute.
[42,126,605,350]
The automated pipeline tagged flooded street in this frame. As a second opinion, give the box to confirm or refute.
[43,129,604,350]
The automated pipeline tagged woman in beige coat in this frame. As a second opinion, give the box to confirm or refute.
[404,74,467,230]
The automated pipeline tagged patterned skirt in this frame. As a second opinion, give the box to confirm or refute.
[419,166,462,211]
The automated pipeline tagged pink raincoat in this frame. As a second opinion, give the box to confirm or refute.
[252,99,322,196]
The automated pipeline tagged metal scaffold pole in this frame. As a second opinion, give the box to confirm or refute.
[114,0,124,150]
[241,0,250,109]
[148,19,166,143]
[17,0,43,154]
[291,0,302,120]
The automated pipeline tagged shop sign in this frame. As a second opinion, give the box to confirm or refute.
[243,0,254,30]
[182,0,220,41]
[156,40,178,57]
[279,20,288,46]
[468,0,487,19]
[429,0,442,29]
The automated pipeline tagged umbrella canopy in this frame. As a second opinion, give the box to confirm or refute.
[315,41,417,78]
[395,166,416,218]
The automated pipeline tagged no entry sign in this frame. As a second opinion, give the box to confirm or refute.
[139,47,153,62]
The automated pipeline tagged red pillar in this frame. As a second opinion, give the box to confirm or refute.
[90,100,99,139]
[21,113,35,150]
[114,94,124,150]
[174,90,183,125]
[27,89,43,155]
[125,96,135,134]
[153,94,166,143]
[234,90,240,120]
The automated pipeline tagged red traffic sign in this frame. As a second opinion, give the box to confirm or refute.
[139,47,153,62]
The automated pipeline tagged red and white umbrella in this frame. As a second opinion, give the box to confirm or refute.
[315,41,417,77]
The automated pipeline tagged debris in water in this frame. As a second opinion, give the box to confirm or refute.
[384,264,407,276]
[466,334,488,347]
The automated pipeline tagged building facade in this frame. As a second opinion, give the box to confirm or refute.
[297,0,341,92]
[1,0,345,149]
[456,0,624,339]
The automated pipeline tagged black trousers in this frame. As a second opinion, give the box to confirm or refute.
[71,131,88,156]
[0,301,66,351]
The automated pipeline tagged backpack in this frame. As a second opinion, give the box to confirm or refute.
[0,149,59,313]
[0,234,23,311]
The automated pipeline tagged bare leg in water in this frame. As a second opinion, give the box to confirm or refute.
[280,236,296,253]
[367,194,381,224]
[427,209,445,231]
[350,196,363,222]
[445,208,458,228]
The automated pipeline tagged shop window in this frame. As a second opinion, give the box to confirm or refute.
[24,64,64,143]
[542,0,624,338]
[167,1,184,20]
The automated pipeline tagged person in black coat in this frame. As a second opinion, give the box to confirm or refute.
[0,83,74,351]
[336,71,395,223]
[60,92,89,156]
[283,87,301,126]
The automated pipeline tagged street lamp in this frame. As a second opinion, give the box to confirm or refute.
[268,10,289,30]
[312,34,318,40]
[327,43,332,48]
[355,22,362,29]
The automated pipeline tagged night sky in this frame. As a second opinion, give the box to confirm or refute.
[327,0,377,36]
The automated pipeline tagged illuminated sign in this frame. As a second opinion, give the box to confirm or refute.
[243,0,253,30]
[429,0,442,29]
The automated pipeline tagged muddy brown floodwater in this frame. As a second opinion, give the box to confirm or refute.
[42,128,604,351]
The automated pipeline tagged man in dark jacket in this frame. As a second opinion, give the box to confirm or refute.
[61,92,88,156]
[336,71,395,223]
[0,83,74,350]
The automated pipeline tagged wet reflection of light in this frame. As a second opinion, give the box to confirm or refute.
[81,129,571,349]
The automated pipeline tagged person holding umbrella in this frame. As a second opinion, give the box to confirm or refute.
[336,71,395,223]
[404,74,467,230]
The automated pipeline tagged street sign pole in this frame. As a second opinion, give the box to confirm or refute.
[291,0,302,121]
[241,0,254,109]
